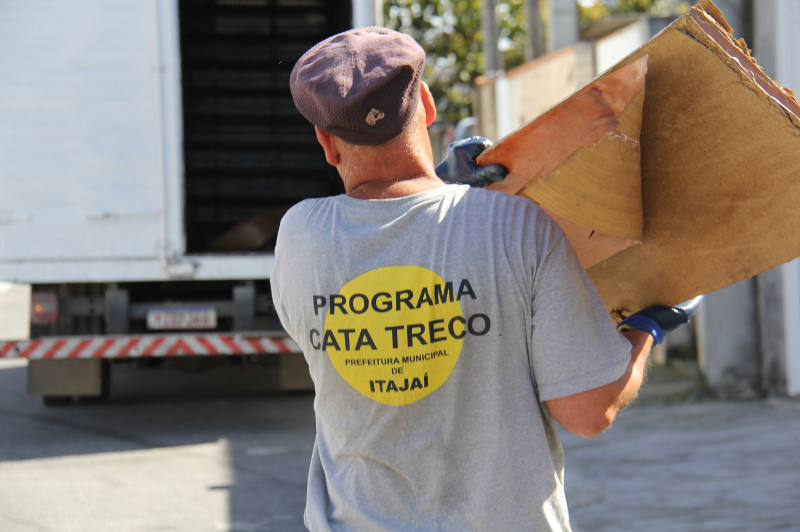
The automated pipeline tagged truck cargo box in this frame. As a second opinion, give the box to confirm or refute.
[0,0,355,284]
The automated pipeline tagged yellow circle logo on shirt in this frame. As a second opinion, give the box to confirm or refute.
[322,266,467,406]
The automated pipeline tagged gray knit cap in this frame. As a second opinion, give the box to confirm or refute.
[290,27,426,146]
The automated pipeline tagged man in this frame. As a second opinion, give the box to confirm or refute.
[272,27,695,531]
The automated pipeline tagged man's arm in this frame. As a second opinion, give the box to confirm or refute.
[544,297,703,438]
[544,329,652,439]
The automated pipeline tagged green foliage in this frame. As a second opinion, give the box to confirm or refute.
[385,0,688,124]
[578,1,611,23]
[609,0,659,13]
[579,0,690,25]
[383,0,527,125]
[611,0,690,15]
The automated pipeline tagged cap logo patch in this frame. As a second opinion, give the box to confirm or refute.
[365,108,385,127]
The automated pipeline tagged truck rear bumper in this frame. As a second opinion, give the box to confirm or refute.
[0,332,300,359]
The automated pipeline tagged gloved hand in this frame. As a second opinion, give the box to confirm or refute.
[617,296,704,345]
[435,136,509,187]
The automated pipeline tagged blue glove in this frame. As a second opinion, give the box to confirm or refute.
[435,136,509,187]
[617,296,704,345]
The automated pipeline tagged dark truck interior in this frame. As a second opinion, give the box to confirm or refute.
[178,0,351,253]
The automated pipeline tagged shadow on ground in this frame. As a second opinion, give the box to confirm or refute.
[0,359,315,531]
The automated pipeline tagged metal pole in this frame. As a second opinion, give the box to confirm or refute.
[547,0,579,53]
[525,0,545,60]
[482,0,500,72]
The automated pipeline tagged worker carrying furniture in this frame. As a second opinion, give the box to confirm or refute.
[271,26,698,532]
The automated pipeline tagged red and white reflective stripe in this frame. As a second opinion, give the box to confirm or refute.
[0,333,301,359]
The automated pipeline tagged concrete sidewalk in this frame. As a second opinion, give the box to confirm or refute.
[561,366,800,532]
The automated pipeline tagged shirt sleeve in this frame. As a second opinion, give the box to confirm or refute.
[527,216,631,402]
[270,207,304,343]
[270,232,294,341]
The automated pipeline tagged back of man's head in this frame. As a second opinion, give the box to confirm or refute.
[290,27,426,147]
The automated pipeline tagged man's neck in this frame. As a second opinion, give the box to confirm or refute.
[336,122,443,199]
[346,173,446,200]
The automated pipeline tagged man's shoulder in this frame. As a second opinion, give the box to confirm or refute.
[464,187,566,254]
[463,185,537,207]
[462,186,551,223]
[284,196,330,216]
[279,196,336,230]
[274,197,339,260]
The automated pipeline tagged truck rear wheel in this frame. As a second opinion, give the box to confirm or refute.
[42,396,72,406]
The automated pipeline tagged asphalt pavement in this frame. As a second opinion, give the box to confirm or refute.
[1,359,799,532]
[0,358,316,532]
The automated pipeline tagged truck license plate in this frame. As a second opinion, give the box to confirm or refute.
[146,307,217,330]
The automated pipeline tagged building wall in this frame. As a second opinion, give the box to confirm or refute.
[475,43,594,141]
[698,280,762,398]
[475,17,649,142]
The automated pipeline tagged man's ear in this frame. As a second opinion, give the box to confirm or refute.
[420,82,437,127]
[315,126,340,166]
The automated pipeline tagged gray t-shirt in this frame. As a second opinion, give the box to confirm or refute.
[271,184,630,532]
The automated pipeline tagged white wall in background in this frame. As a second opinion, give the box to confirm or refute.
[755,0,800,396]
[594,16,649,74]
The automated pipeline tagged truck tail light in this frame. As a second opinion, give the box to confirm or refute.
[31,292,59,325]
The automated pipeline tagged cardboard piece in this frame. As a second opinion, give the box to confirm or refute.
[208,206,291,252]
[590,0,800,320]
[479,57,648,269]
[482,1,800,320]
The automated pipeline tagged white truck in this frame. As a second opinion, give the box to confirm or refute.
[0,0,381,403]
